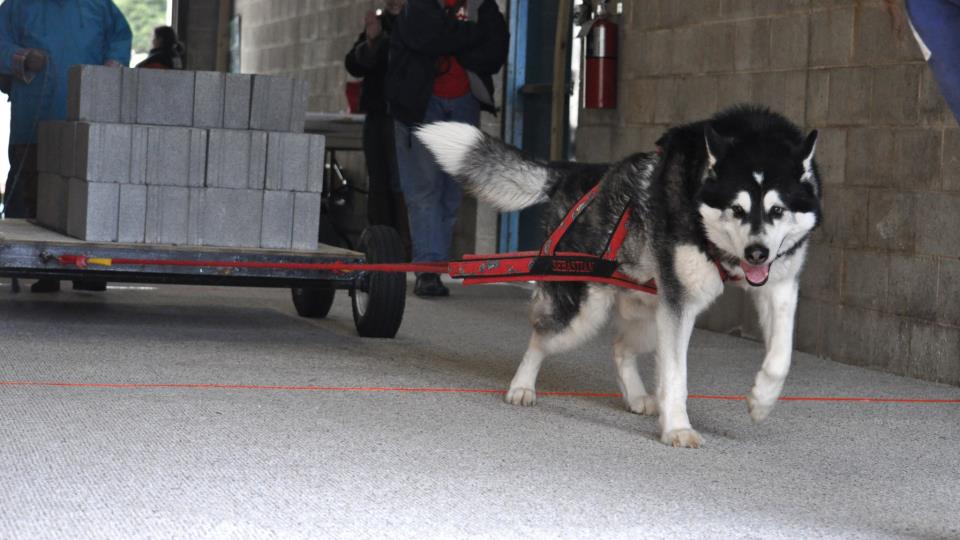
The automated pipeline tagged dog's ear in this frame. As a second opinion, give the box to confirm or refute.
[800,129,819,193]
[704,124,730,170]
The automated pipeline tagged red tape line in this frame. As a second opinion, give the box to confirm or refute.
[1,381,958,403]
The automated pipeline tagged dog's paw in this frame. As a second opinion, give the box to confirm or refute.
[625,394,658,416]
[746,391,776,423]
[505,387,536,406]
[660,428,704,448]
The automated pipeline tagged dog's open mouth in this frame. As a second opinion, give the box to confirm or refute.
[740,261,771,286]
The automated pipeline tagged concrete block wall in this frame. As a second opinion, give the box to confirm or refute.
[583,0,959,385]
[232,0,506,254]
[37,66,323,252]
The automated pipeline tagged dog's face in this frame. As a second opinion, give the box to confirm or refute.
[697,126,821,286]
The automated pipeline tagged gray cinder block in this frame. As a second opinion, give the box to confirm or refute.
[292,191,321,251]
[206,129,267,189]
[265,132,325,192]
[194,71,225,128]
[36,174,68,233]
[261,190,294,249]
[67,65,122,123]
[118,184,147,243]
[120,68,139,124]
[195,188,263,248]
[250,75,307,132]
[67,178,120,242]
[136,69,196,127]
[145,126,207,187]
[145,185,190,245]
[58,122,79,178]
[130,126,148,185]
[73,122,133,183]
[37,122,61,174]
[224,74,252,130]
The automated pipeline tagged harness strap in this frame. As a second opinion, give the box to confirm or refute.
[540,182,602,256]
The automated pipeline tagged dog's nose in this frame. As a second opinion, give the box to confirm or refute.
[745,245,769,265]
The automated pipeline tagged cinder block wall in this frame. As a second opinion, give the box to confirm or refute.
[579,0,959,385]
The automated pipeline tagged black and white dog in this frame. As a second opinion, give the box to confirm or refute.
[416,106,821,448]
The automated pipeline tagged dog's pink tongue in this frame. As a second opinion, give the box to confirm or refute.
[740,261,770,285]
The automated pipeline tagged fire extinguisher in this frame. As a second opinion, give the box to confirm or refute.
[583,2,618,109]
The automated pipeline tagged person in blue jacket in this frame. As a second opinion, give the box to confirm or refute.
[0,0,132,292]
[904,0,960,123]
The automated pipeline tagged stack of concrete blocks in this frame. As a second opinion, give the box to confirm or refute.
[36,65,322,251]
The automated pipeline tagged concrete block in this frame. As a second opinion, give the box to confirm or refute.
[886,255,937,320]
[845,128,894,187]
[870,65,920,125]
[37,122,61,174]
[827,68,873,126]
[798,244,841,301]
[266,132,307,191]
[908,323,960,385]
[136,69,195,127]
[194,188,263,248]
[937,258,960,326]
[120,68,139,124]
[809,7,854,67]
[289,78,309,132]
[223,74,253,129]
[58,122,79,178]
[770,14,809,70]
[866,190,916,252]
[118,184,148,243]
[130,126,149,185]
[733,18,770,72]
[67,65,122,123]
[917,192,960,257]
[206,129,267,189]
[893,129,940,190]
[250,75,307,132]
[702,23,735,73]
[194,71,225,128]
[261,190,294,249]
[841,250,888,310]
[944,129,960,191]
[36,174,68,233]
[145,186,190,245]
[145,126,207,187]
[67,178,120,242]
[292,191,321,251]
[74,123,133,183]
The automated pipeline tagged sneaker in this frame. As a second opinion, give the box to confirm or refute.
[414,273,449,297]
[30,279,60,293]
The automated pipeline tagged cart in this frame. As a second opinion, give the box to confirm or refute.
[0,220,408,338]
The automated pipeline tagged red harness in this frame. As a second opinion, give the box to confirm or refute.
[449,182,737,293]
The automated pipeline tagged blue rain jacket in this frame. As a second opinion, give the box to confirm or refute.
[0,0,131,145]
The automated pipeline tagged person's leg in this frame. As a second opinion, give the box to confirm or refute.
[906,0,960,123]
[4,144,38,219]
[394,109,446,264]
[364,113,393,227]
[381,114,411,258]
[436,95,481,259]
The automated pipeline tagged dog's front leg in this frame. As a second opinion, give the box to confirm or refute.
[746,279,799,423]
[655,304,703,448]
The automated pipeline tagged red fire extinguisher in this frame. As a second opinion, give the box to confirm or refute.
[584,2,618,109]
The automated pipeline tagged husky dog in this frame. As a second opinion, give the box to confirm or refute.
[415,106,821,448]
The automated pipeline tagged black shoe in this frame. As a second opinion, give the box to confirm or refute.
[30,279,61,293]
[414,273,449,297]
[72,279,107,292]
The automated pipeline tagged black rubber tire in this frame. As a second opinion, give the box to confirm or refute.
[352,226,406,338]
[292,287,336,318]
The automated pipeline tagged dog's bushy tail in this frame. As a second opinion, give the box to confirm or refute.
[415,122,550,211]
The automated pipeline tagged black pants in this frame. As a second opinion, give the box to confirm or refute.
[363,112,410,253]
[3,144,38,219]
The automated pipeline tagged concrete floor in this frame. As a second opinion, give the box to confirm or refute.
[0,278,958,539]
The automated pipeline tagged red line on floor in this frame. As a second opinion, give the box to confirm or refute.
[1,381,959,403]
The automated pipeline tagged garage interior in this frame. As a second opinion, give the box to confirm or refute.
[1,0,959,538]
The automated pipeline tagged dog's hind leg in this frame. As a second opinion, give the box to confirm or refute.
[746,279,799,423]
[613,292,658,415]
[506,284,615,406]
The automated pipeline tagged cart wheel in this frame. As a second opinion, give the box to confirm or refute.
[292,287,336,318]
[352,226,406,338]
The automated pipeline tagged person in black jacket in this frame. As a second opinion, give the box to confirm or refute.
[387,0,508,297]
[136,26,184,70]
[345,0,410,254]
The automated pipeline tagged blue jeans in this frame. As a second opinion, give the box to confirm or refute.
[907,0,960,123]
[394,94,481,263]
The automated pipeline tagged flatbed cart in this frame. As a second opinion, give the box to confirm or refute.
[0,220,408,338]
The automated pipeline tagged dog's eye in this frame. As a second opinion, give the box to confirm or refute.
[769,206,784,219]
[731,205,747,219]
